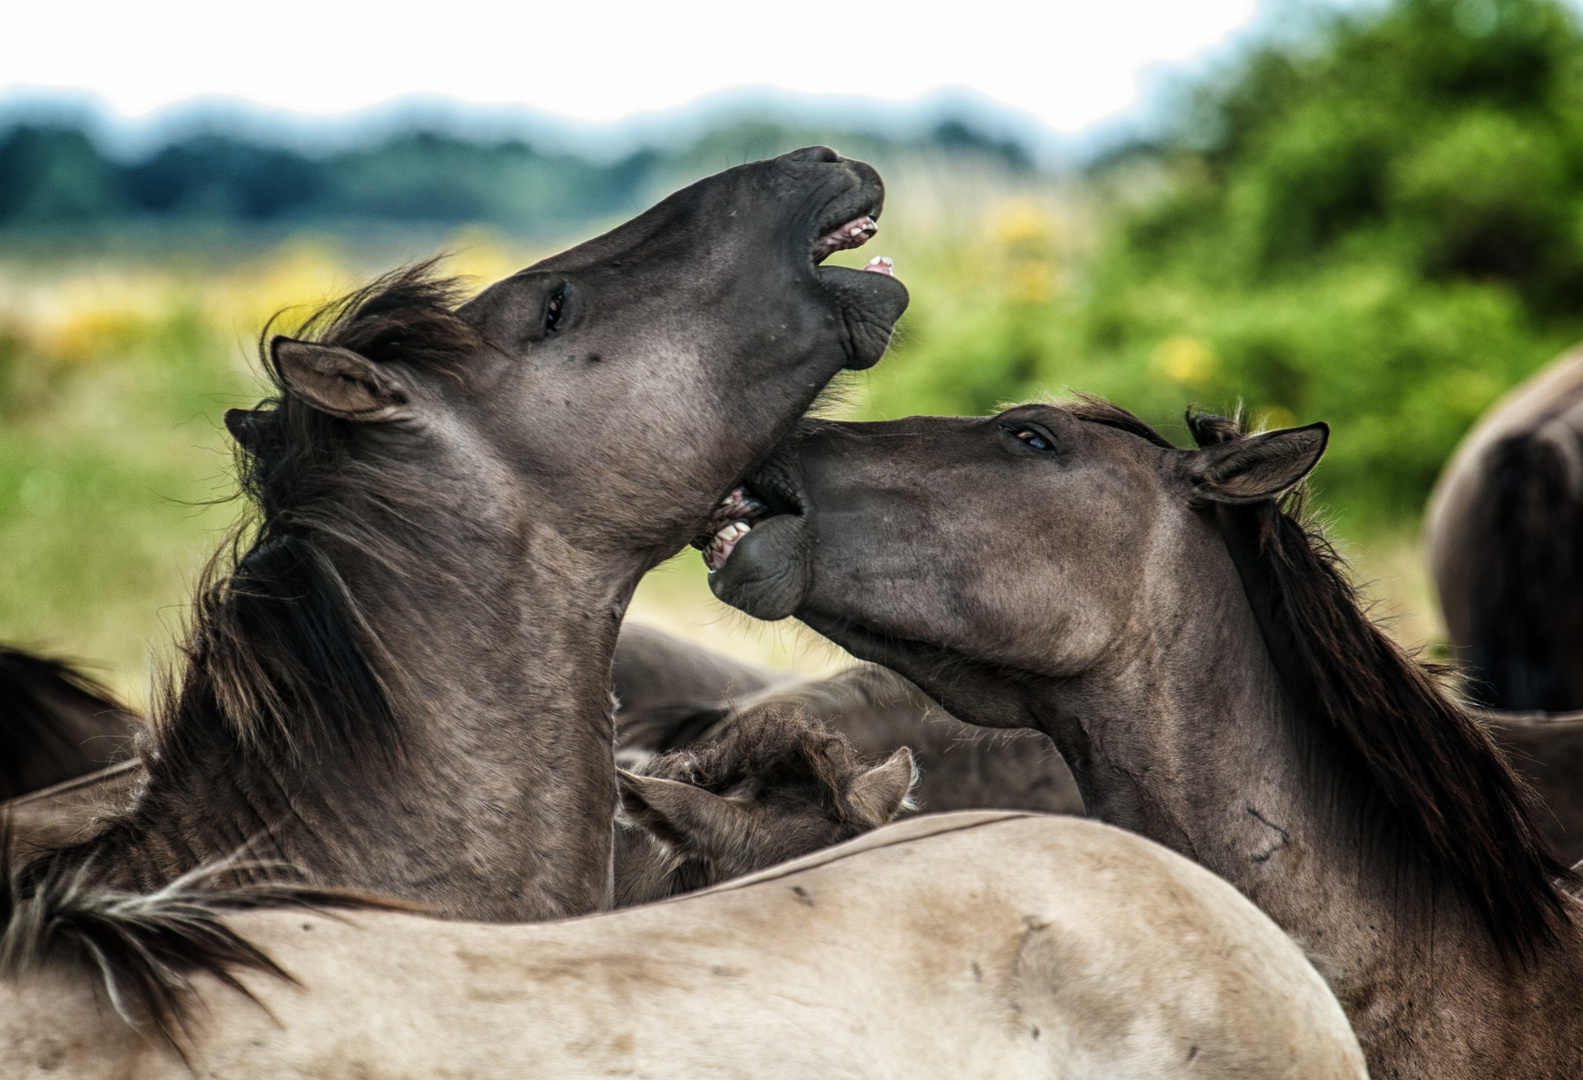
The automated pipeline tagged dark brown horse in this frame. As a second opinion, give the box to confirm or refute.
[0,647,140,801]
[712,400,1583,1079]
[3,149,908,1033]
[1427,346,1583,711]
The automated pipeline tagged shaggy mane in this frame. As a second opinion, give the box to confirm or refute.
[159,262,481,763]
[1068,398,1574,958]
[4,264,478,1044]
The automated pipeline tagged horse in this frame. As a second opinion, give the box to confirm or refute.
[1426,345,1583,711]
[0,812,1367,1079]
[616,708,914,905]
[711,398,1583,1078]
[615,635,1084,817]
[2,148,909,1025]
[0,646,140,801]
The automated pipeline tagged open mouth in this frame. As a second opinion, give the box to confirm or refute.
[692,477,801,573]
[812,214,895,277]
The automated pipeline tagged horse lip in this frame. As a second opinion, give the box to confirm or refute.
[690,469,803,552]
[811,215,879,264]
[809,182,883,268]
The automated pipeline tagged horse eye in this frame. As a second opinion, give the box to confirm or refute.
[1006,425,1054,453]
[545,284,568,333]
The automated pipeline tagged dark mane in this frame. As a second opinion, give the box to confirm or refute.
[1465,425,1583,711]
[2,265,477,1044]
[1064,398,1574,955]
[642,710,876,822]
[1178,409,1576,959]
[158,263,481,764]
[0,648,138,800]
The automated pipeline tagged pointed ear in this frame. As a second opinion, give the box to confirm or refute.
[1184,423,1329,505]
[270,337,412,422]
[224,407,269,455]
[618,770,752,853]
[847,748,916,828]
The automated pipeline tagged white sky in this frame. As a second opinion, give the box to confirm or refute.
[2,0,1264,135]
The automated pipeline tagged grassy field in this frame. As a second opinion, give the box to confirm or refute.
[0,163,1449,710]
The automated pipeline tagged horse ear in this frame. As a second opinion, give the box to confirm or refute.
[224,408,267,455]
[270,337,412,422]
[847,747,916,828]
[618,770,752,854]
[1184,423,1329,505]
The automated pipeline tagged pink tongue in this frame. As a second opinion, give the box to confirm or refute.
[812,215,878,262]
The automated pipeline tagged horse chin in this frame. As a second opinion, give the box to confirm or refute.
[816,264,909,371]
[707,515,810,621]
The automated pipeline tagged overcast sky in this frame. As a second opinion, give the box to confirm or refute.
[3,0,1267,136]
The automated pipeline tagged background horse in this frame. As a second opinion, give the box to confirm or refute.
[616,708,914,905]
[616,639,1083,818]
[1427,345,1583,712]
[0,646,139,801]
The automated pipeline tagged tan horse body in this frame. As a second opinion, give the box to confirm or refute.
[0,814,1365,1080]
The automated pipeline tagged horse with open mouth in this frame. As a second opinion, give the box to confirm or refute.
[1,147,908,1034]
[710,400,1583,1079]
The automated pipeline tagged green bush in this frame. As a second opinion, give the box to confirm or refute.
[868,0,1583,528]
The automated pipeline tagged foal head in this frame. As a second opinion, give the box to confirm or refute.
[618,709,915,897]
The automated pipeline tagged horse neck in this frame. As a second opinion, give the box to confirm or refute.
[114,505,626,922]
[1031,525,1583,1079]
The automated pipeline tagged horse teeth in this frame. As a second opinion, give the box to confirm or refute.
[703,520,752,572]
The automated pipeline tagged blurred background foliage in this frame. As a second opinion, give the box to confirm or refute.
[874,0,1583,528]
[4,0,1581,698]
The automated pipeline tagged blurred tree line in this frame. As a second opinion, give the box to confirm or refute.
[877,0,1583,527]
[0,118,1028,238]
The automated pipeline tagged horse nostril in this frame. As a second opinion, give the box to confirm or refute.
[781,146,841,164]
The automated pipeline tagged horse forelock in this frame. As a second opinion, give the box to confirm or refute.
[1064,394,1178,449]
[156,263,484,764]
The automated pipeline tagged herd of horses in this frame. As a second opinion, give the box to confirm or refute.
[3,148,1582,1077]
